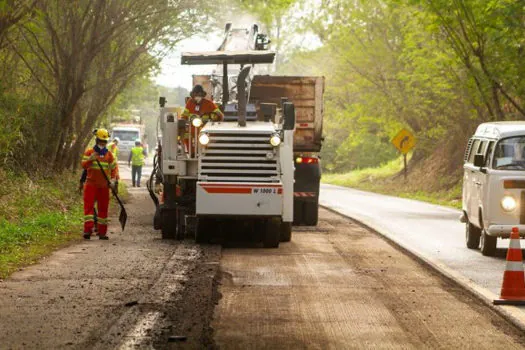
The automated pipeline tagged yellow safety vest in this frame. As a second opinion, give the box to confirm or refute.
[131,146,145,166]
[108,142,119,160]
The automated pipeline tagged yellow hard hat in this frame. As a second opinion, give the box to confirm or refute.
[94,128,110,141]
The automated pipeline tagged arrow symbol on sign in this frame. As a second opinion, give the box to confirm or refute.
[400,136,410,149]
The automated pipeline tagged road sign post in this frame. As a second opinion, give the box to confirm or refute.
[392,129,415,181]
[403,153,407,180]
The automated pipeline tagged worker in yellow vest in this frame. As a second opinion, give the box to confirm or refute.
[128,139,147,187]
[108,137,120,160]
[108,137,120,193]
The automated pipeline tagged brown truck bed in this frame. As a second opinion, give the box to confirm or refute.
[250,75,325,153]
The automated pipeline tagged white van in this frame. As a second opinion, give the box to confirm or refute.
[461,122,525,256]
[111,126,141,160]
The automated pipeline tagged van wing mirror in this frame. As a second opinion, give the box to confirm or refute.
[474,154,485,167]
[283,102,295,131]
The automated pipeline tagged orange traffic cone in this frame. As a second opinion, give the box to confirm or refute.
[494,227,525,305]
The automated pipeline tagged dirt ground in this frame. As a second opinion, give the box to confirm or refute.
[213,209,525,349]
[0,188,221,349]
[2,185,525,349]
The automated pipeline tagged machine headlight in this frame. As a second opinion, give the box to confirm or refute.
[199,133,210,145]
[501,195,517,212]
[192,117,203,127]
[270,134,281,147]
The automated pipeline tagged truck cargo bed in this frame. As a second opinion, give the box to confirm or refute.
[250,75,324,153]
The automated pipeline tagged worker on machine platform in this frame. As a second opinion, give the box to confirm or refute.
[181,84,224,153]
[182,84,224,122]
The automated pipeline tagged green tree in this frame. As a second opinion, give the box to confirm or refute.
[5,0,213,169]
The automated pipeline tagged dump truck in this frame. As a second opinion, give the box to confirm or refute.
[149,25,323,247]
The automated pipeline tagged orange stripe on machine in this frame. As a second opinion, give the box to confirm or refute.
[200,184,283,194]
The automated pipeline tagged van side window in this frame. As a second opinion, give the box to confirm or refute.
[464,138,474,162]
[478,140,488,157]
[468,139,481,163]
[485,141,495,167]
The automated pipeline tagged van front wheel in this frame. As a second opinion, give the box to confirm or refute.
[465,222,481,249]
[480,230,497,256]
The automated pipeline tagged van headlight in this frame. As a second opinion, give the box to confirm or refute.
[270,134,281,147]
[192,117,203,127]
[198,133,209,145]
[501,195,517,212]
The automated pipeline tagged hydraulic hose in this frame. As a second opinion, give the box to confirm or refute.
[147,149,162,209]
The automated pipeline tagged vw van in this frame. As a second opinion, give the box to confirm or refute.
[461,122,525,256]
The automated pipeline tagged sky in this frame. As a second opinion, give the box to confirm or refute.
[154,10,323,89]
[154,33,222,89]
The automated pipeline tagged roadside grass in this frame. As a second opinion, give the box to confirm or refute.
[323,156,463,209]
[0,169,127,279]
[0,169,85,278]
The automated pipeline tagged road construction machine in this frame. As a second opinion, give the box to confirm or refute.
[149,25,324,247]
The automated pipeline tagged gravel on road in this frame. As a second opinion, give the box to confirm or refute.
[0,188,221,349]
[213,209,525,349]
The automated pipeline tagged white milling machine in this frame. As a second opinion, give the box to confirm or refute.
[153,50,296,248]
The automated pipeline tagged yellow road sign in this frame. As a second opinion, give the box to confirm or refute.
[392,129,416,154]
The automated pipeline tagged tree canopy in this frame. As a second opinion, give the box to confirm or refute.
[242,0,525,175]
[0,0,215,171]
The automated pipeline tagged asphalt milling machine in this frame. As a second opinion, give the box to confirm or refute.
[148,25,324,247]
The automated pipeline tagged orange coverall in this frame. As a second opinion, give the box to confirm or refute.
[81,148,117,236]
[181,98,224,152]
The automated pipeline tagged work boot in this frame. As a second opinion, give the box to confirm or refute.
[98,235,109,240]
[83,232,91,240]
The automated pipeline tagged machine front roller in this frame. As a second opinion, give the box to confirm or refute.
[195,217,213,244]
[264,218,281,248]
[161,208,178,239]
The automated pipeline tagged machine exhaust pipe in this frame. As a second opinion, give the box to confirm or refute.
[237,66,251,127]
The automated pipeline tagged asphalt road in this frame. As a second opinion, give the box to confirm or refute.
[213,209,525,348]
[319,184,521,299]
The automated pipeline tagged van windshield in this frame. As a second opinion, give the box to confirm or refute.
[113,130,139,142]
[493,137,525,170]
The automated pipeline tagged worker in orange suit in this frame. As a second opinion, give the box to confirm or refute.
[181,84,224,152]
[81,128,117,240]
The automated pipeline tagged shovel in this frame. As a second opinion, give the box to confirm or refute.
[96,158,128,231]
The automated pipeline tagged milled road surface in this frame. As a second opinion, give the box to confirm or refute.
[3,173,525,349]
[213,209,525,348]
[0,187,220,349]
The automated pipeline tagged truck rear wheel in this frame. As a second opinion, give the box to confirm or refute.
[303,201,319,226]
[280,222,292,242]
[263,218,281,248]
[161,209,177,239]
[293,201,304,225]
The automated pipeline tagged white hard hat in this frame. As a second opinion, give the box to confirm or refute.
[113,137,120,143]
